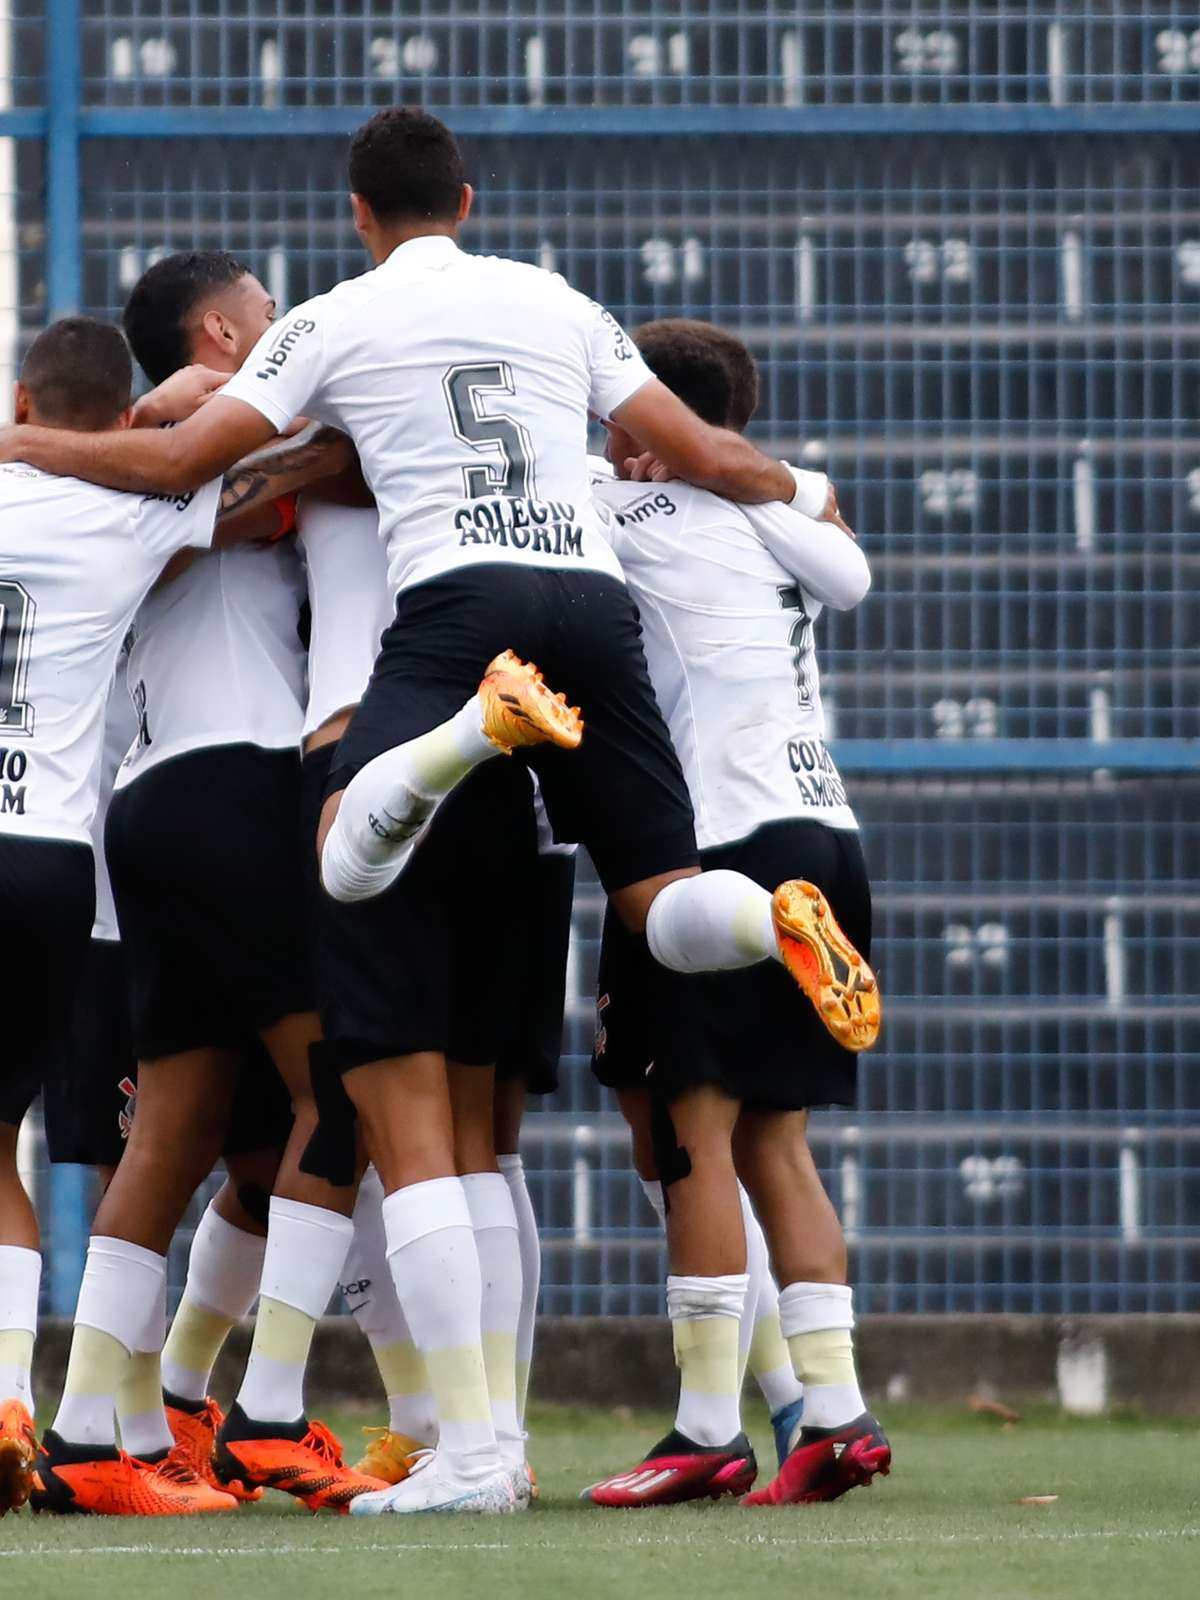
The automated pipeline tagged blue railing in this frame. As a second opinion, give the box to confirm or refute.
[5,1,1196,1314]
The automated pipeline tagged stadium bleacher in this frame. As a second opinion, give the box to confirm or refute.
[5,1,1197,1315]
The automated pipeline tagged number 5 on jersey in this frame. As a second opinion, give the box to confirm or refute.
[0,580,36,733]
[443,362,537,499]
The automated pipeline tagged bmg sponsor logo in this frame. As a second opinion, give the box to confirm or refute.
[256,317,317,380]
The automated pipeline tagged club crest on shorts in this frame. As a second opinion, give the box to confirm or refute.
[117,1075,137,1140]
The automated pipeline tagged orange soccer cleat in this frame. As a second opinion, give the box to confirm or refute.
[29,1430,238,1515]
[479,651,583,754]
[0,1398,37,1515]
[771,879,881,1052]
[214,1403,387,1513]
[165,1393,262,1503]
[352,1427,429,1486]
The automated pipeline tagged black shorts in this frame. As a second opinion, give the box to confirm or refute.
[106,744,315,1061]
[330,565,697,893]
[313,746,540,1071]
[0,836,94,1127]
[42,939,136,1167]
[592,820,872,1113]
[221,1035,296,1157]
[496,849,576,1096]
[42,945,292,1166]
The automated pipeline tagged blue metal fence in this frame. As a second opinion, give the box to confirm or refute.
[5,2,1197,1315]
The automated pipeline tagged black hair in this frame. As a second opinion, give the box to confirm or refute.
[633,318,760,432]
[122,250,252,384]
[20,317,132,430]
[348,107,466,226]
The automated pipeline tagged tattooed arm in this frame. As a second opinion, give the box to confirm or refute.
[215,422,360,545]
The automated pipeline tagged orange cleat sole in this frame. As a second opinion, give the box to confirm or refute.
[772,879,881,1051]
[479,650,583,754]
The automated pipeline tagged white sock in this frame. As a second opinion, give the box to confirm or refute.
[320,698,494,903]
[0,1245,41,1409]
[737,1187,804,1415]
[117,1277,173,1459]
[236,1198,353,1424]
[639,1175,667,1225]
[53,1237,166,1448]
[778,1281,865,1430]
[343,1167,436,1444]
[462,1171,524,1467]
[497,1154,540,1428]
[737,1187,764,1368]
[646,871,777,974]
[161,1202,266,1403]
[383,1177,498,1473]
[667,1274,748,1447]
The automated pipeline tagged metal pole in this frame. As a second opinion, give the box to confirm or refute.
[44,0,89,1314]
[0,3,18,412]
[46,0,82,315]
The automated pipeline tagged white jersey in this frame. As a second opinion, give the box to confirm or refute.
[593,471,871,849]
[222,237,648,598]
[92,664,138,941]
[116,539,307,788]
[0,463,219,845]
[296,498,393,739]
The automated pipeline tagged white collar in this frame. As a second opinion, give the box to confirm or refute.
[378,235,460,270]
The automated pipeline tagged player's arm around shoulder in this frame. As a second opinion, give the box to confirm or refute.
[743,467,871,612]
[0,394,280,497]
[609,378,795,505]
[213,423,359,546]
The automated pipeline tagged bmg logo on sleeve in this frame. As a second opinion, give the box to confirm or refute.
[257,318,317,380]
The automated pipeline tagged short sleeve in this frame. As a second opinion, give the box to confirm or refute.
[221,301,330,433]
[132,474,223,560]
[585,299,653,420]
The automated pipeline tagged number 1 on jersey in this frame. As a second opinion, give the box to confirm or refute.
[0,580,36,734]
[442,362,536,499]
[777,583,814,708]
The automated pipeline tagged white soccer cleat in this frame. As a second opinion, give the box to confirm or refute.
[509,1461,535,1510]
[348,1448,517,1516]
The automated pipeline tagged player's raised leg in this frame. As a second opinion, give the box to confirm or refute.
[637,871,880,1052]
[319,652,581,904]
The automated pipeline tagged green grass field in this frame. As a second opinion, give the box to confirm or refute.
[3,1404,1198,1600]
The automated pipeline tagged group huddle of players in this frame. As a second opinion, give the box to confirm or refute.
[0,107,889,1520]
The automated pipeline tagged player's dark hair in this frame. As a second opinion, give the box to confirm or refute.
[633,319,760,432]
[348,107,466,225]
[20,317,132,430]
[122,250,252,384]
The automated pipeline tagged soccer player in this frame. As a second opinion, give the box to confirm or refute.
[32,256,384,1516]
[0,319,231,1515]
[0,108,877,1515]
[583,320,889,1507]
[292,494,556,1502]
